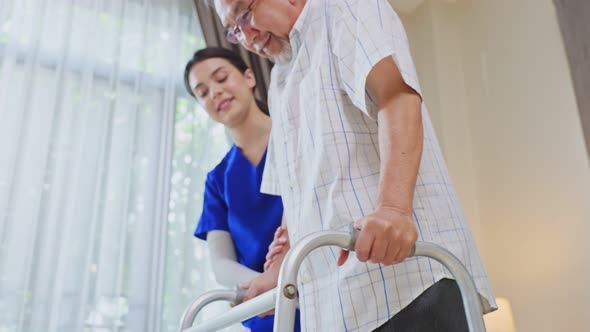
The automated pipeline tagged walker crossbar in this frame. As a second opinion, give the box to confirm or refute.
[181,288,275,332]
[179,288,245,331]
[183,228,486,332]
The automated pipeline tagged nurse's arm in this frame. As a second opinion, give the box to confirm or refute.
[207,230,261,288]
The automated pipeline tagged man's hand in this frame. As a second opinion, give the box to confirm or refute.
[338,207,418,266]
[264,226,289,271]
[238,268,280,317]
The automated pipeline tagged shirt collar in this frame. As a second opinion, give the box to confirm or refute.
[288,0,314,54]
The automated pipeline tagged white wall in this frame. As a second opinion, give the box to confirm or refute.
[400,1,590,331]
[402,1,485,242]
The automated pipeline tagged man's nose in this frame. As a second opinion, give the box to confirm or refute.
[240,25,260,47]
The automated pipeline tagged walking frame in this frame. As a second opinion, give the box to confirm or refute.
[180,227,486,332]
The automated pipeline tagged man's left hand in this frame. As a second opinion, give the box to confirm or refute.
[338,207,418,266]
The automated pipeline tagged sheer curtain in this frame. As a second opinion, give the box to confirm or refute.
[0,0,230,331]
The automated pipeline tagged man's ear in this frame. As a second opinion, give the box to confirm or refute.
[244,68,257,89]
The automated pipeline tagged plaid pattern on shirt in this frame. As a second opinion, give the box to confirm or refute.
[260,0,496,330]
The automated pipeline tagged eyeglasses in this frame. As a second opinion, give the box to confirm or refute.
[226,0,257,44]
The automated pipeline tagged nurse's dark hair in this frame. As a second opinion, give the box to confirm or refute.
[184,47,269,116]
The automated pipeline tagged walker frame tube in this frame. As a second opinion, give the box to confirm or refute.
[184,229,486,332]
[182,289,275,332]
[412,242,486,331]
[179,289,244,331]
[272,230,355,331]
[273,229,485,332]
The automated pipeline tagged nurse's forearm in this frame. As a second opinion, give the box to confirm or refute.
[212,257,261,288]
[207,231,261,288]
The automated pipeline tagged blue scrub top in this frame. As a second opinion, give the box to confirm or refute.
[195,145,300,332]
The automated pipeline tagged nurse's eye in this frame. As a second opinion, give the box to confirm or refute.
[196,88,208,98]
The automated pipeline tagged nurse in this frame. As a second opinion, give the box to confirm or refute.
[184,47,299,332]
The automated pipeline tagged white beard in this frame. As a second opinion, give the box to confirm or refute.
[254,36,293,64]
[268,38,293,64]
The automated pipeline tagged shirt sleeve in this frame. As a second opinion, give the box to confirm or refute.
[194,171,229,240]
[207,230,261,287]
[331,0,423,120]
[260,133,281,196]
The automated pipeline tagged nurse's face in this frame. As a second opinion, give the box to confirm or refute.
[187,57,257,127]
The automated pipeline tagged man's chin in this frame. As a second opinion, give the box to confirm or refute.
[265,41,293,64]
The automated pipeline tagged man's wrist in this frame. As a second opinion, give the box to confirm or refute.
[375,204,413,217]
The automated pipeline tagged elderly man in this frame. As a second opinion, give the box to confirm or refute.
[211,0,496,330]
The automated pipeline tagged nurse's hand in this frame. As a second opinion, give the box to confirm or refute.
[264,226,289,271]
[337,207,418,266]
[238,269,279,317]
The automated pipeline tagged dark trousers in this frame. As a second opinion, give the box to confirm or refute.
[373,278,469,332]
